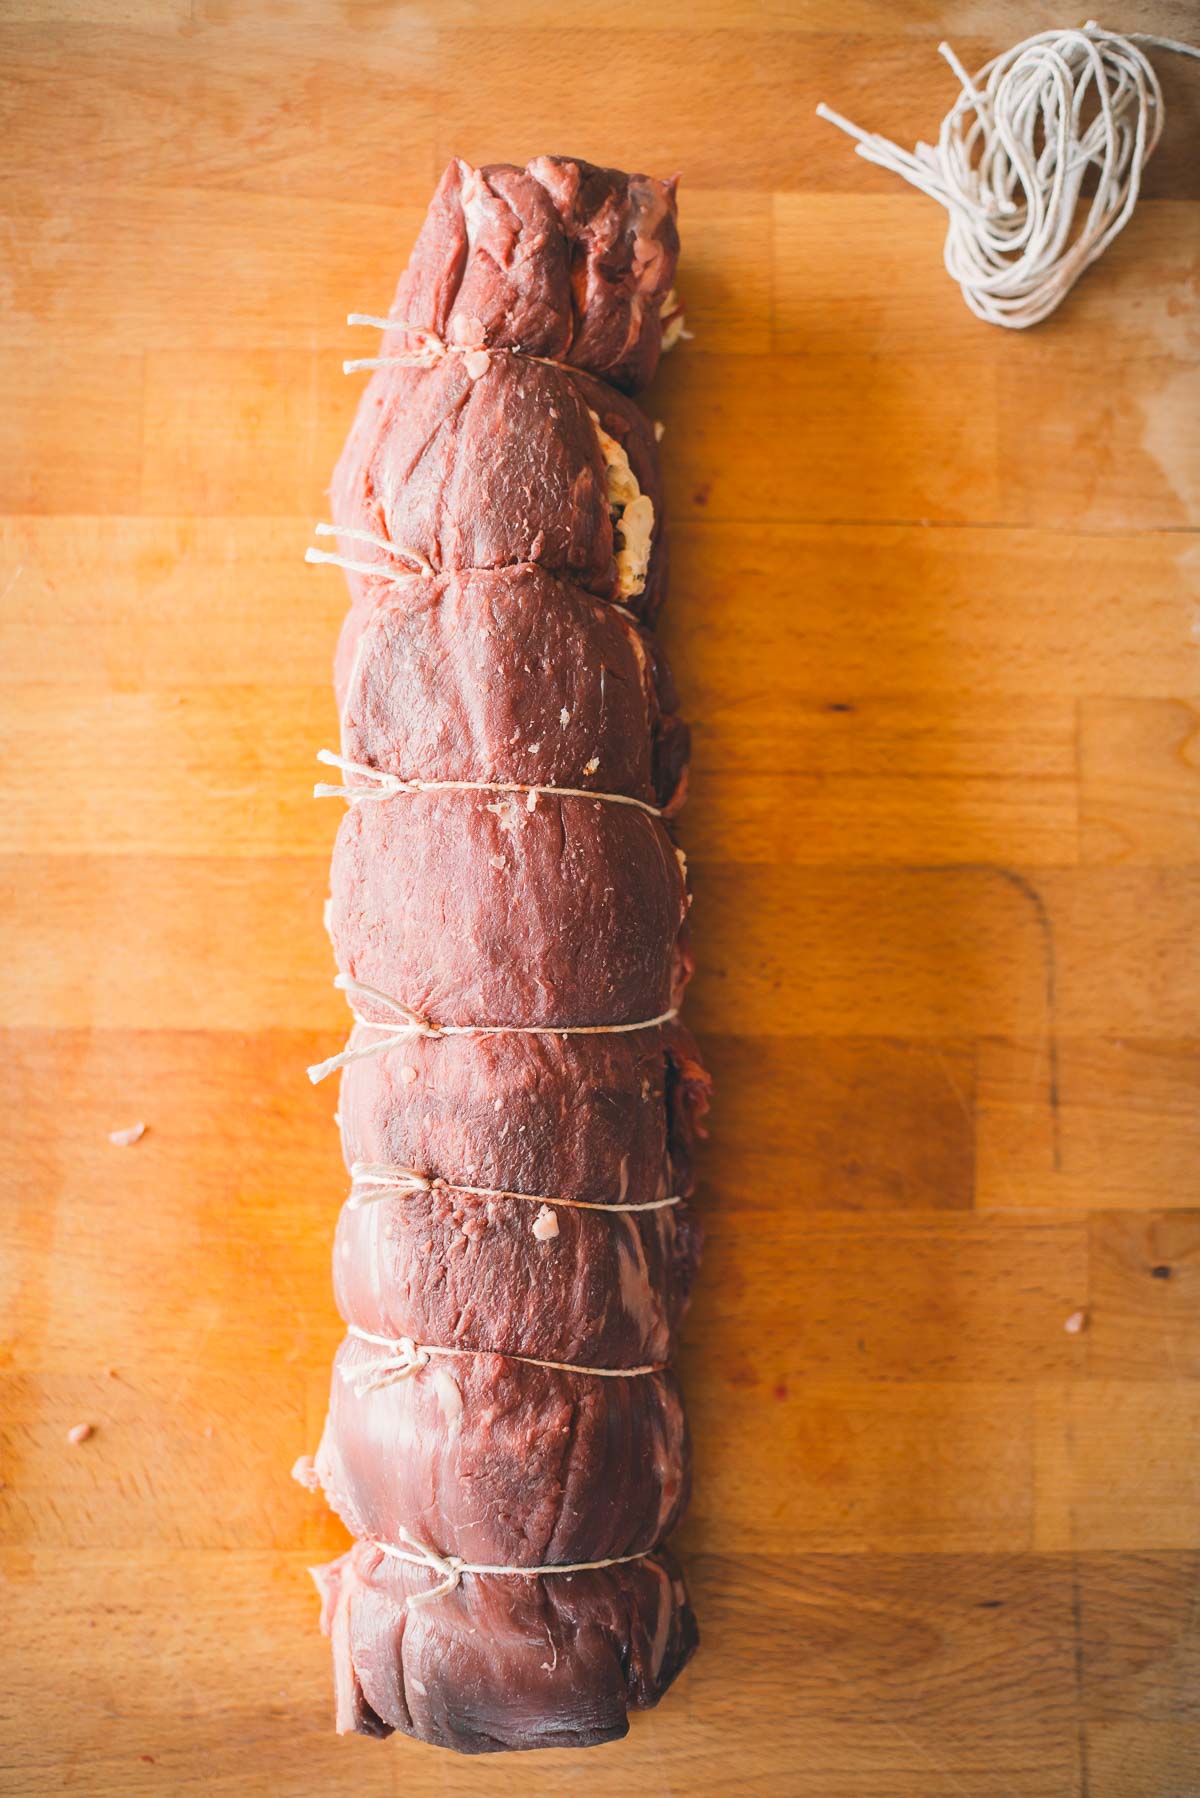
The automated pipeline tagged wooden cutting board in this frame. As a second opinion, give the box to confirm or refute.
[3,4,1199,1793]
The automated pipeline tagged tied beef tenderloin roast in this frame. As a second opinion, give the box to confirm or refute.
[299,154,709,1754]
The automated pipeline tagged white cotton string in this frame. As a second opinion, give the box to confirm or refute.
[344,314,570,378]
[337,972,679,1040]
[306,547,426,585]
[349,302,688,359]
[306,979,435,1083]
[306,976,678,1084]
[346,313,426,331]
[344,353,444,374]
[312,522,430,569]
[344,1333,430,1394]
[344,1324,664,1393]
[314,749,664,819]
[346,1160,681,1215]
[344,317,446,370]
[336,975,433,1034]
[348,1163,440,1202]
[306,534,642,621]
[347,313,410,331]
[817,22,1200,328]
[343,320,489,377]
[373,1527,653,1607]
[308,525,432,579]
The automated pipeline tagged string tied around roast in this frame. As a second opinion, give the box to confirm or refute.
[306,975,678,1085]
[346,1161,682,1216]
[342,312,588,380]
[343,1324,665,1395]
[374,1527,654,1609]
[304,528,641,624]
[314,749,664,818]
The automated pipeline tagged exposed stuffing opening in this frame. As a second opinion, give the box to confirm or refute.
[589,410,654,602]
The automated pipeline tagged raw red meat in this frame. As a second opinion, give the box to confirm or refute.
[329,356,670,620]
[303,156,707,1754]
[381,155,680,393]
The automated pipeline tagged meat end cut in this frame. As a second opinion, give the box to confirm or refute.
[300,155,710,1754]
[380,155,681,393]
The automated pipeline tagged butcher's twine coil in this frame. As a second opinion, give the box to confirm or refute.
[307,975,678,1084]
[347,1161,682,1215]
[344,1324,664,1394]
[315,749,665,819]
[374,1526,653,1608]
[816,22,1200,328]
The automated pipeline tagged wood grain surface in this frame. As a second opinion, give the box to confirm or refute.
[3,3,1199,1794]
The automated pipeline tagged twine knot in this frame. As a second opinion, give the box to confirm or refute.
[391,1527,466,1606]
[349,1335,430,1396]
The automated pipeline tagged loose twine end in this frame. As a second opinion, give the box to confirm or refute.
[306,977,441,1083]
[308,523,433,579]
[348,1334,431,1396]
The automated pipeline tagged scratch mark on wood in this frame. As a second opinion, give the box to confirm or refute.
[1070,1559,1091,1798]
[990,866,1063,1174]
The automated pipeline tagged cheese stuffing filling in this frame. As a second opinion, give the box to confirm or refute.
[660,288,687,352]
[589,411,655,602]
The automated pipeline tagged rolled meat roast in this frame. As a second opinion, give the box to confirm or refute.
[300,154,709,1754]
